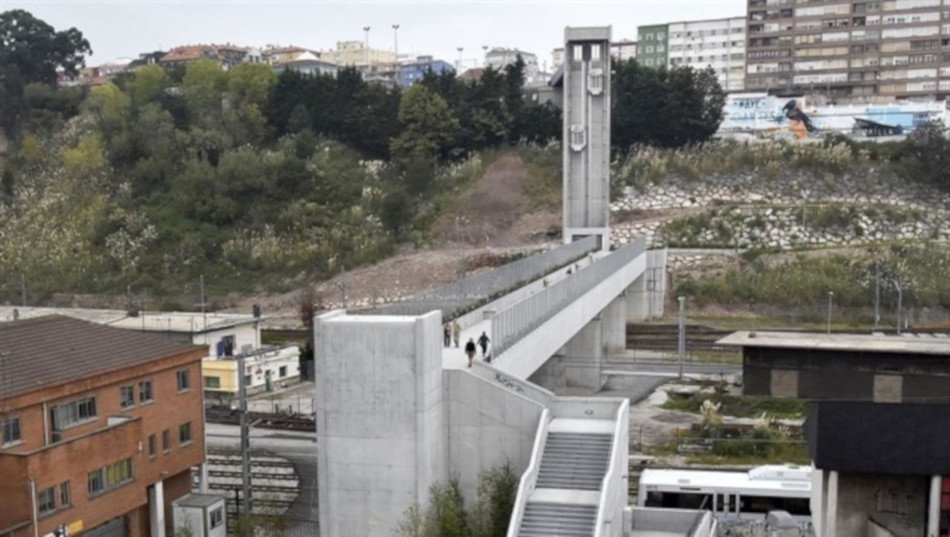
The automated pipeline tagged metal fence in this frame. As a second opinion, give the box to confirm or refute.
[491,237,647,356]
[367,236,598,319]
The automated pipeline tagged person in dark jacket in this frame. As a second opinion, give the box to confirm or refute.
[464,338,477,368]
[478,332,490,357]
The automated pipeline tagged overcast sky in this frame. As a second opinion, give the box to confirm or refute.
[4,0,746,70]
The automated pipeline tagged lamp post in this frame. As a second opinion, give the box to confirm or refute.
[482,45,489,66]
[392,24,400,85]
[677,296,686,379]
[457,46,464,71]
[363,26,371,71]
[827,291,834,335]
[896,282,904,335]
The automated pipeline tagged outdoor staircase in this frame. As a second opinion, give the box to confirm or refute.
[519,502,598,536]
[516,419,616,537]
[535,432,612,490]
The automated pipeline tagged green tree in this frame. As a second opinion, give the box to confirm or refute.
[503,55,527,142]
[612,60,725,150]
[228,62,276,109]
[181,59,227,126]
[390,85,459,162]
[0,10,91,138]
[130,64,169,105]
[902,122,950,192]
[468,463,519,537]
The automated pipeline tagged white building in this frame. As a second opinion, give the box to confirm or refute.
[667,16,746,92]
[611,40,638,62]
[485,47,544,87]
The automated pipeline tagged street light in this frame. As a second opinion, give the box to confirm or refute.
[363,26,371,71]
[392,24,400,85]
[827,291,834,334]
[457,46,464,71]
[677,296,686,379]
[482,45,489,66]
[896,281,904,335]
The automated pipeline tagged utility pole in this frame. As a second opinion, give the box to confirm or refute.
[896,282,903,335]
[20,273,26,307]
[238,353,252,515]
[363,26,371,71]
[392,24,400,76]
[874,263,880,329]
[677,296,685,380]
[827,291,834,335]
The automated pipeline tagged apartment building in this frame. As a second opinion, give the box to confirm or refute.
[484,47,544,86]
[0,316,207,537]
[326,40,396,68]
[637,24,670,68]
[746,0,950,100]
[611,40,639,61]
[668,17,748,91]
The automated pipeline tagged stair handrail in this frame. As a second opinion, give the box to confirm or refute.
[593,399,630,537]
[506,408,551,537]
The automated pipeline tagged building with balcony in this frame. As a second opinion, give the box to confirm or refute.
[158,44,249,71]
[637,24,670,68]
[325,40,396,68]
[611,40,639,62]
[746,0,950,101]
[397,56,455,87]
[0,316,208,537]
[668,17,747,91]
[484,47,545,86]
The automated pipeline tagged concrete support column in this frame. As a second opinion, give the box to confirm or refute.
[603,295,627,355]
[625,274,648,323]
[562,316,606,391]
[149,480,166,537]
[928,475,942,537]
[810,469,825,537]
[824,470,839,537]
[197,463,209,494]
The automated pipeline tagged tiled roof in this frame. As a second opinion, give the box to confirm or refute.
[0,315,203,400]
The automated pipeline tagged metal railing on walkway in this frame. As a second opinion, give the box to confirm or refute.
[491,237,647,357]
[367,236,597,319]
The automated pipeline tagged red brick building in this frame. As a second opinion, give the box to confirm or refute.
[0,316,207,537]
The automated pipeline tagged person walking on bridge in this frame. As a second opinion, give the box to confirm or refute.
[465,338,477,368]
[478,331,490,358]
[452,321,461,347]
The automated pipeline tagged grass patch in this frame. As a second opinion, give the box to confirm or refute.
[662,392,808,420]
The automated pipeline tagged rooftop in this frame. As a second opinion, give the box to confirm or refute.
[0,306,259,334]
[0,316,204,400]
[717,330,950,356]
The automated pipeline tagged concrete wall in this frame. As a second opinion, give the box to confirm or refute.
[819,470,930,537]
[444,370,545,500]
[603,296,626,355]
[743,347,950,402]
[315,311,446,537]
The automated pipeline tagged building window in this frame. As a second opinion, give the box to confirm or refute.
[88,458,134,497]
[279,366,287,378]
[244,375,252,387]
[1,416,21,446]
[139,380,153,403]
[38,486,56,515]
[162,429,171,452]
[179,422,192,445]
[210,507,224,529]
[204,376,221,389]
[120,385,135,409]
[148,434,157,457]
[177,370,190,392]
[60,481,71,509]
[217,335,235,357]
[51,397,97,431]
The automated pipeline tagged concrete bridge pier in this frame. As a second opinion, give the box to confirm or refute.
[626,248,668,323]
[604,294,627,355]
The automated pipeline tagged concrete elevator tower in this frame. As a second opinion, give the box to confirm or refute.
[563,26,612,250]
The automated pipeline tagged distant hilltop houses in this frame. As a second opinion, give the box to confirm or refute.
[57,41,552,90]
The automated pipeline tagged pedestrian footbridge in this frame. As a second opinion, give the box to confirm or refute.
[315,236,661,537]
